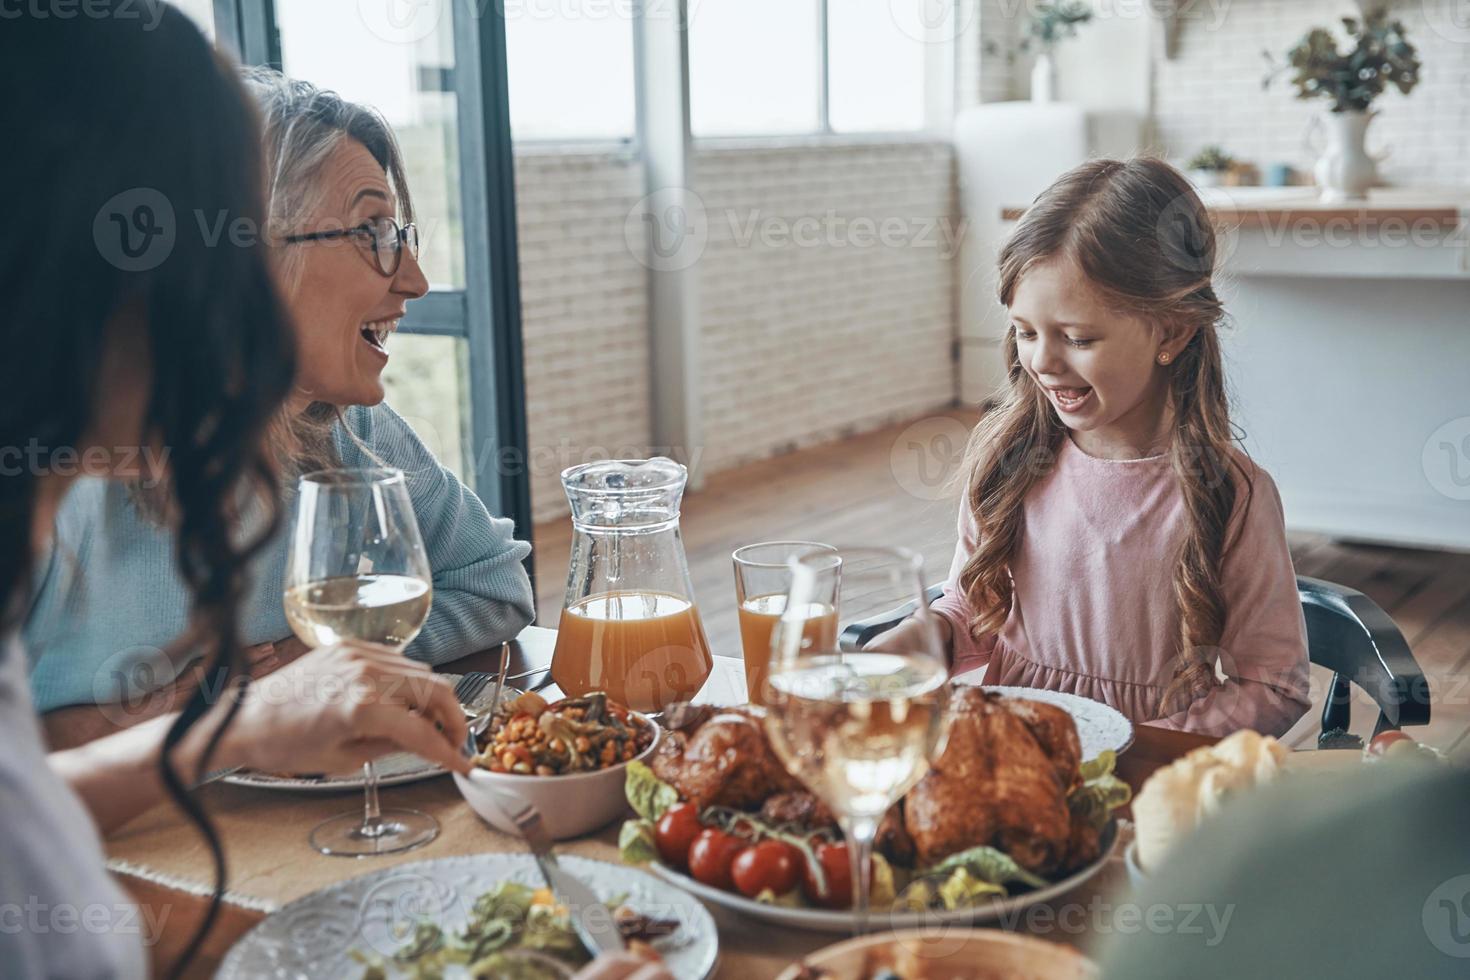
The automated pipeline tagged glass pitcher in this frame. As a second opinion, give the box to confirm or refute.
[549,457,713,713]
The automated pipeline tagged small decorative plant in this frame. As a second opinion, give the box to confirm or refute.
[1262,6,1421,113]
[1023,1,1094,54]
[985,1,1093,60]
[1185,146,1234,173]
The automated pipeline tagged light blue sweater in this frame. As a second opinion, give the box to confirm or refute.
[24,403,535,713]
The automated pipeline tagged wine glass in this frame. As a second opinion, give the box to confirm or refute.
[762,546,951,933]
[284,467,436,857]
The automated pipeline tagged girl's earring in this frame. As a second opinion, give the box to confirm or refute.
[1157,351,1172,365]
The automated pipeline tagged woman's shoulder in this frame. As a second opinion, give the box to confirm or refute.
[337,402,428,459]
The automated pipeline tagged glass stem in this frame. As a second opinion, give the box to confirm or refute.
[839,815,879,937]
[360,761,384,838]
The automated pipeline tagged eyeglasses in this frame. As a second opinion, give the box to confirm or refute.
[283,215,420,277]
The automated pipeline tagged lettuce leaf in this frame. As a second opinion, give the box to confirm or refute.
[618,818,659,865]
[924,845,1049,890]
[894,846,1042,911]
[895,865,1007,912]
[870,852,897,908]
[1069,749,1132,832]
[937,868,1007,910]
[754,888,804,908]
[624,760,679,822]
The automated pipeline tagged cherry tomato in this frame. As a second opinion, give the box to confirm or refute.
[800,841,855,909]
[654,803,703,871]
[688,828,746,890]
[731,840,801,898]
[1367,730,1412,757]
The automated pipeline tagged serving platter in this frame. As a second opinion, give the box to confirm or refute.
[646,821,1117,934]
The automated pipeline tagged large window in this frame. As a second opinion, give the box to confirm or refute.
[504,2,637,140]
[690,0,935,137]
[275,0,464,288]
[689,0,820,136]
[827,1,928,133]
[213,0,532,535]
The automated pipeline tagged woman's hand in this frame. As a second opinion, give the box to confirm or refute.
[242,635,312,679]
[864,613,954,658]
[572,953,675,980]
[215,643,471,778]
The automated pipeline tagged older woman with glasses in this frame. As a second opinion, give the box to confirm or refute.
[26,69,535,750]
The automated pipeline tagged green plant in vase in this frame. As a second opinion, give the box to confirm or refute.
[1262,6,1421,200]
[986,2,1093,104]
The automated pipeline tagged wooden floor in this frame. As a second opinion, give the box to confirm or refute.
[532,408,1470,756]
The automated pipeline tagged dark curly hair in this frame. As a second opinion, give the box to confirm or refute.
[1,5,296,973]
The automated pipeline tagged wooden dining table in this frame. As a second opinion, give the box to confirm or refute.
[107,626,1219,979]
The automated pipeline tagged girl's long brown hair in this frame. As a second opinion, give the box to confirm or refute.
[957,158,1253,716]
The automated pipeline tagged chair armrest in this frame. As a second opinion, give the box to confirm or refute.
[1298,575,1431,729]
[839,584,947,651]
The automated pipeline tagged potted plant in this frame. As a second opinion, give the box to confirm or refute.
[1185,146,1235,189]
[987,2,1093,104]
[1263,5,1421,201]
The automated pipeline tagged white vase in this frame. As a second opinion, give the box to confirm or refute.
[1031,51,1056,104]
[1312,109,1380,202]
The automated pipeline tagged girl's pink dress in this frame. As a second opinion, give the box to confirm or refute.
[930,437,1311,738]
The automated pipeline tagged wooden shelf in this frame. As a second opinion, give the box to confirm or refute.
[1002,188,1468,232]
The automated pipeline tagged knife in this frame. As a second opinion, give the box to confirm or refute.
[475,780,626,956]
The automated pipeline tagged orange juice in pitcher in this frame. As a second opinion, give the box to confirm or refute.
[549,459,713,713]
[553,591,712,712]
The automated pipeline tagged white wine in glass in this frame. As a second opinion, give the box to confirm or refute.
[284,467,436,857]
[763,546,952,933]
[284,574,432,650]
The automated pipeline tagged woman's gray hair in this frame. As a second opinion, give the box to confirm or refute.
[240,66,415,293]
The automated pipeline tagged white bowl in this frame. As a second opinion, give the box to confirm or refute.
[455,713,660,841]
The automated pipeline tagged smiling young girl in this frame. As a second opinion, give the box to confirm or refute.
[928,158,1311,737]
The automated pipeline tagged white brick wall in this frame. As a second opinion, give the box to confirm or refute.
[514,148,654,523]
[694,140,960,474]
[516,139,961,520]
[978,0,1019,103]
[1153,0,1470,186]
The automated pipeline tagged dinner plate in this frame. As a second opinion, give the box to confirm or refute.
[216,853,720,979]
[646,820,1117,934]
[775,927,1099,980]
[222,748,446,792]
[951,674,1136,760]
[223,679,519,792]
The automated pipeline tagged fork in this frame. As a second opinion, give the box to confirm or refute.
[453,672,492,706]
[454,664,554,708]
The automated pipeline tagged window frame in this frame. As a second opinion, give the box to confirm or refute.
[213,0,535,568]
[687,0,954,143]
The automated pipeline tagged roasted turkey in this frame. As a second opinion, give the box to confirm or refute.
[649,687,1100,876]
[649,707,803,809]
[902,686,1096,875]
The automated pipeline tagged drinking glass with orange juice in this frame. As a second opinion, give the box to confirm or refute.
[550,458,713,713]
[732,541,839,704]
